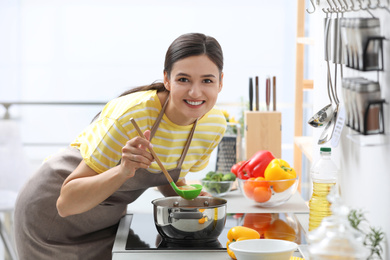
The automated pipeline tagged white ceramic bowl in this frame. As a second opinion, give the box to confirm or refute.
[229,239,298,260]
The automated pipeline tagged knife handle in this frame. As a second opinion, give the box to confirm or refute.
[266,78,270,111]
[249,78,253,111]
[255,76,259,111]
[273,76,276,111]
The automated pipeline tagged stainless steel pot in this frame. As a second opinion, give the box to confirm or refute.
[151,196,227,242]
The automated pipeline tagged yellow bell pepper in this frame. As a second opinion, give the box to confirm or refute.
[264,159,297,192]
[226,226,260,259]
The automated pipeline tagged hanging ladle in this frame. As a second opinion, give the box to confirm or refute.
[318,64,339,144]
[308,69,334,127]
[130,118,202,200]
[318,13,342,145]
[308,15,334,128]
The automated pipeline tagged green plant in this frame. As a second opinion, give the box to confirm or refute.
[348,209,366,232]
[364,226,385,260]
[348,209,385,260]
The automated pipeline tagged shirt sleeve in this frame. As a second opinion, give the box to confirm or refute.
[79,117,129,174]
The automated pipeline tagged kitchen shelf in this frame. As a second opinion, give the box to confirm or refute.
[297,37,315,45]
[294,136,313,163]
[303,79,314,90]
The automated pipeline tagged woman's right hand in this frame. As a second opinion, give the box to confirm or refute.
[57,130,154,217]
[120,129,154,178]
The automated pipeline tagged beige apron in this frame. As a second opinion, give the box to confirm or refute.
[14,97,198,260]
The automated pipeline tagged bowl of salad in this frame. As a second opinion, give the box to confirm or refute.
[201,171,236,197]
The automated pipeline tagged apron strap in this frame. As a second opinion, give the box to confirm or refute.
[150,94,169,140]
[148,93,198,169]
[177,118,198,168]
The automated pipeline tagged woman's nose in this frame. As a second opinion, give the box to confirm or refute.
[188,83,202,97]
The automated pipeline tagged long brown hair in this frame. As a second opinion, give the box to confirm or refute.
[93,33,223,121]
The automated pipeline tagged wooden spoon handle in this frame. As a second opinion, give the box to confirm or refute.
[130,118,174,183]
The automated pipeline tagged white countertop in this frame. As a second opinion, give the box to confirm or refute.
[114,188,309,260]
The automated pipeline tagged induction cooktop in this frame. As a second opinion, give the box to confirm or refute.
[122,212,306,251]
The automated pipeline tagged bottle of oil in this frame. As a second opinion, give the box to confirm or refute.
[308,186,370,259]
[309,147,338,231]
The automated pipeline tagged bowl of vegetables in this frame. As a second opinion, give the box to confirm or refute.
[201,171,236,197]
[237,177,298,207]
[236,157,298,207]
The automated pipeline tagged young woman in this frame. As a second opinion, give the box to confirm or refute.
[14,33,226,259]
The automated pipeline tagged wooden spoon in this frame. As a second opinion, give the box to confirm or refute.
[129,118,202,200]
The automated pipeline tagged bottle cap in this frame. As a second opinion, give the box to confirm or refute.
[320,147,331,152]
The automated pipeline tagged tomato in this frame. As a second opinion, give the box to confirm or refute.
[231,161,246,176]
[243,177,271,200]
[253,177,269,188]
[253,186,272,203]
[243,178,256,199]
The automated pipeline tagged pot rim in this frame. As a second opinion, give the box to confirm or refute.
[151,196,227,208]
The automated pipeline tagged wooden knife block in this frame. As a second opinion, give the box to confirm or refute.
[244,111,282,159]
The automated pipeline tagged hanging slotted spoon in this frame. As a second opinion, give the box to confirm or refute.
[130,118,202,200]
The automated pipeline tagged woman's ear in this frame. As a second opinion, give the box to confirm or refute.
[163,71,170,91]
[218,72,224,93]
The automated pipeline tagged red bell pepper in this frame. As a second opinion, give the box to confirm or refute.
[237,150,275,179]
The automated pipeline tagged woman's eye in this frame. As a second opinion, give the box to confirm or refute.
[178,78,189,82]
[203,79,213,83]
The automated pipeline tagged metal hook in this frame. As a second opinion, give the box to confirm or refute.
[378,0,390,12]
[306,0,316,14]
[332,0,343,11]
[357,0,376,16]
[323,1,331,13]
[337,0,347,11]
[341,0,351,11]
[348,0,361,11]
[367,0,378,9]
[326,0,336,12]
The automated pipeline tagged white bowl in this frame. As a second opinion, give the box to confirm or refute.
[229,239,298,260]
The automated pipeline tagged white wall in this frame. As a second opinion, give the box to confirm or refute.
[309,2,390,257]
[0,0,298,180]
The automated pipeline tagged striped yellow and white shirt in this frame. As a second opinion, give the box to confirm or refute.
[71,90,227,180]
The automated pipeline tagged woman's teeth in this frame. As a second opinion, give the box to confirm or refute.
[186,100,203,105]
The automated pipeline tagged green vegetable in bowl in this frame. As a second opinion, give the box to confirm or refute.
[202,171,236,195]
[203,171,236,182]
[222,172,236,181]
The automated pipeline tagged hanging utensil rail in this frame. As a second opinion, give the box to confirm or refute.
[306,0,390,14]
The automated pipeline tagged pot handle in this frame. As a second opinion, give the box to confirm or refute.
[170,211,203,219]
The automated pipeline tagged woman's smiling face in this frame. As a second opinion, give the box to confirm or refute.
[164,54,223,125]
